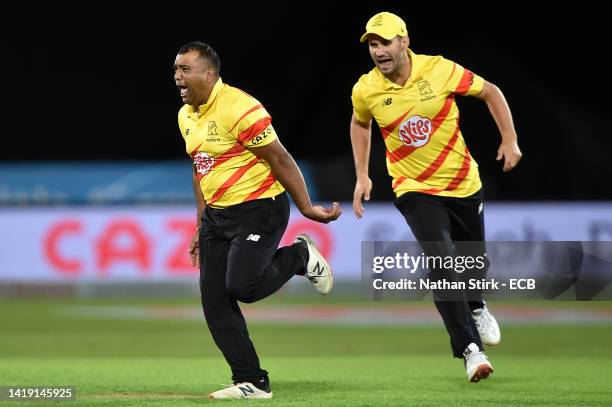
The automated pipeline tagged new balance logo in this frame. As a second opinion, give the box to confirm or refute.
[246,234,260,242]
[312,262,325,276]
[239,385,255,397]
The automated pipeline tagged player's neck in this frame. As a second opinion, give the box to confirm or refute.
[193,89,213,113]
[386,52,412,87]
[192,77,220,113]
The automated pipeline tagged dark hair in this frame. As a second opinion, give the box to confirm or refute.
[178,41,221,75]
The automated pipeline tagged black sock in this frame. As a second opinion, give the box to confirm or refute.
[294,240,308,276]
[468,300,485,311]
[236,376,270,392]
[253,376,270,392]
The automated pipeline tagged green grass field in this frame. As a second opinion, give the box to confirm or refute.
[1,296,612,406]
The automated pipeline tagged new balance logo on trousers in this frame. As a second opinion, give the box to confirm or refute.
[246,234,260,241]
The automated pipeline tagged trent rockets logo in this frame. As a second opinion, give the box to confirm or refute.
[372,14,384,27]
[398,115,432,148]
[193,152,215,175]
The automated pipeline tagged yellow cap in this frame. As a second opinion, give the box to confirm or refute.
[359,12,408,43]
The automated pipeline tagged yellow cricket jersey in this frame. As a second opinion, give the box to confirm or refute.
[352,49,484,198]
[178,78,285,208]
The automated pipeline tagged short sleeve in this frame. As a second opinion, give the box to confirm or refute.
[241,122,278,148]
[441,58,485,96]
[351,81,372,123]
[229,96,277,148]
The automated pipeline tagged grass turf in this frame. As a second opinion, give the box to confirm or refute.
[1,298,611,406]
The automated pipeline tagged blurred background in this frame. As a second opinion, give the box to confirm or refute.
[1,0,610,290]
[1,2,611,405]
[1,2,610,202]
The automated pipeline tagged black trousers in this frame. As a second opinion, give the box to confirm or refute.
[199,192,307,383]
[395,190,487,358]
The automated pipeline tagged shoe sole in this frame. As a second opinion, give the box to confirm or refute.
[483,338,501,347]
[299,234,334,295]
[469,364,494,383]
[480,318,501,346]
[208,392,273,400]
[473,310,501,347]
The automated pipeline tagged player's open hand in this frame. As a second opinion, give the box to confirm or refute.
[188,231,200,267]
[353,176,373,219]
[303,202,342,224]
[496,140,522,172]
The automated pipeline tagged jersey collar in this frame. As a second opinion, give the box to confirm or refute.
[187,77,224,116]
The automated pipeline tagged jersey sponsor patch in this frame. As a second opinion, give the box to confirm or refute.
[398,115,432,148]
[250,126,274,146]
[193,152,215,175]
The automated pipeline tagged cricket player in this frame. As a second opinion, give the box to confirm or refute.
[174,41,341,399]
[350,12,522,382]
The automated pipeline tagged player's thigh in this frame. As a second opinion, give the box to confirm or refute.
[395,192,455,259]
[448,190,485,242]
[447,191,488,276]
[395,192,453,242]
[200,230,230,296]
[226,194,290,286]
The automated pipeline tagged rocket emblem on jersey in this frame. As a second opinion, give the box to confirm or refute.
[417,80,432,96]
[208,121,218,136]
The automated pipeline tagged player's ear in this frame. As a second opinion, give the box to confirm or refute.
[205,67,215,82]
[401,36,409,49]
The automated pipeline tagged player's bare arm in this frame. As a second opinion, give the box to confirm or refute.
[249,139,341,224]
[188,165,205,267]
[475,80,523,172]
[350,113,373,219]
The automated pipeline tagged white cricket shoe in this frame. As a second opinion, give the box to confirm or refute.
[472,304,501,346]
[208,382,273,400]
[296,234,334,295]
[463,343,494,382]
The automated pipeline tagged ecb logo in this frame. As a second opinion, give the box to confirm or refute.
[398,115,432,148]
[193,152,215,175]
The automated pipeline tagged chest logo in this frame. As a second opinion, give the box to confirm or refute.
[398,115,432,148]
[417,80,432,96]
[417,80,436,101]
[193,152,215,175]
[208,121,218,136]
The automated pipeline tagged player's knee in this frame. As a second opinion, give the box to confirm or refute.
[226,281,256,303]
[237,295,257,304]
